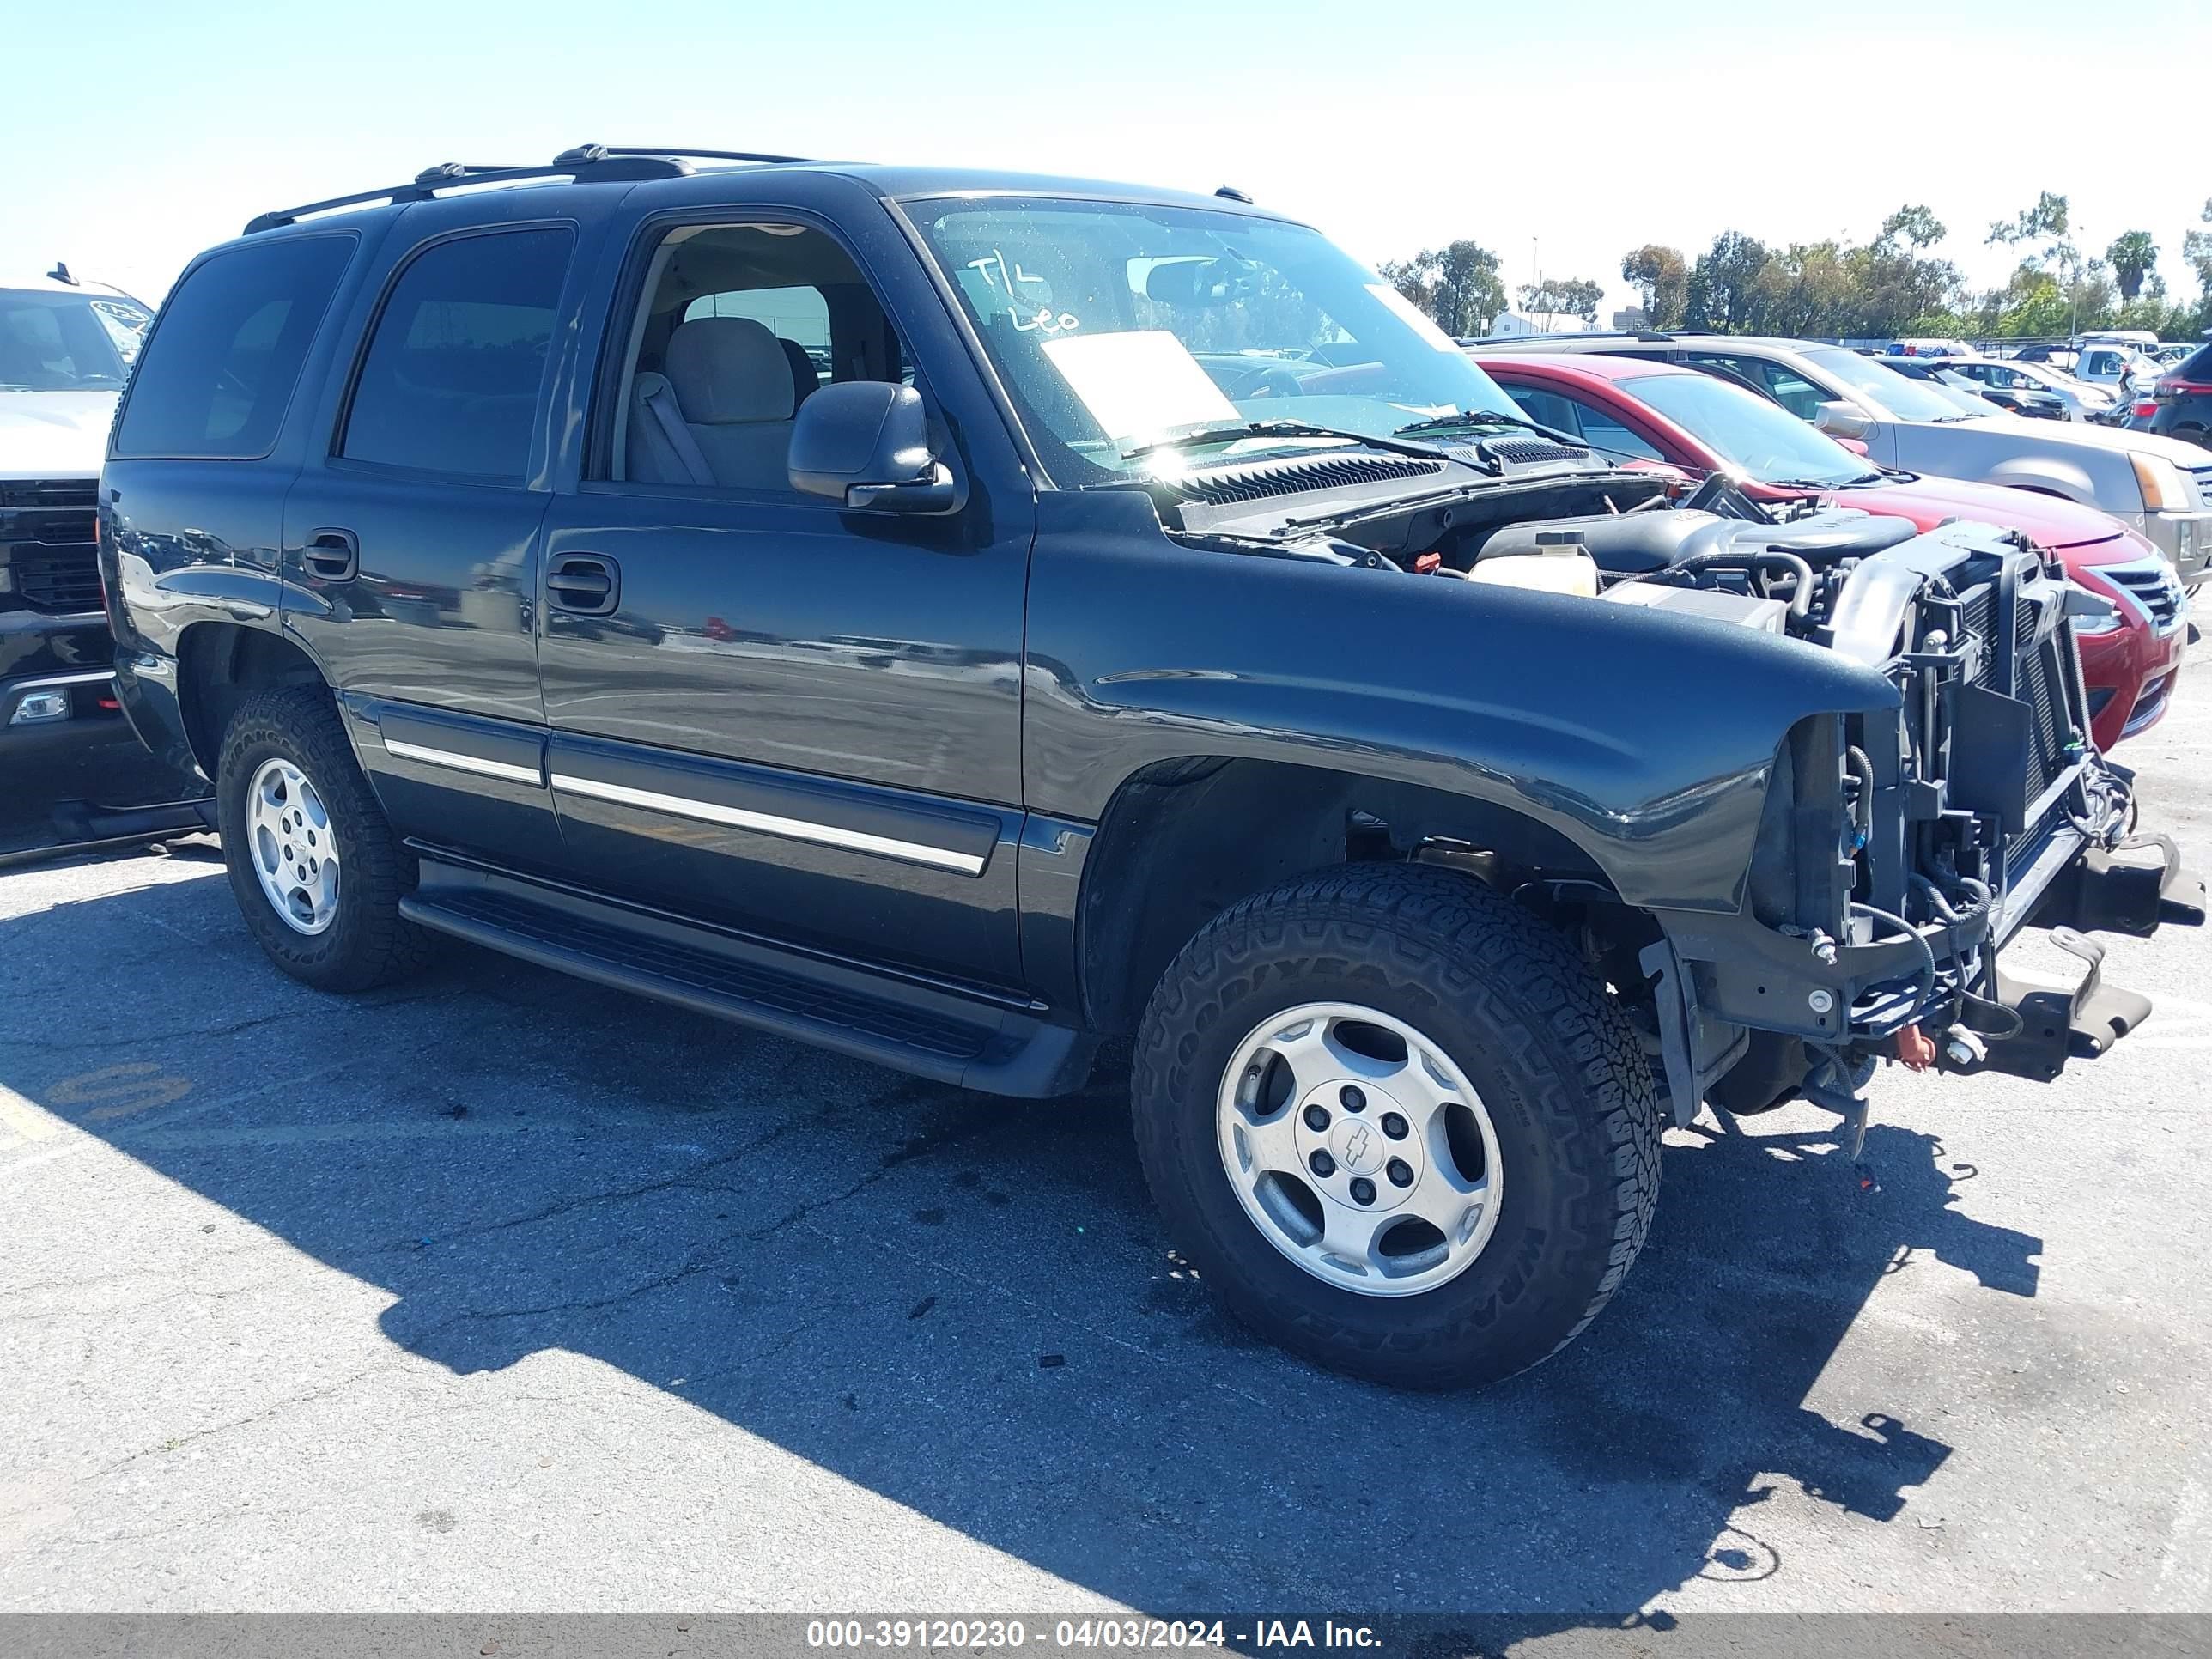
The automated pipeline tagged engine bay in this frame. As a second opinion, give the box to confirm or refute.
[1155,452,2165,1121]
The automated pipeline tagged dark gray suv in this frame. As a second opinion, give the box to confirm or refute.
[99,148,2202,1389]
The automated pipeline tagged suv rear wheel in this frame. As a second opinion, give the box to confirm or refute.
[1132,863,1661,1389]
[216,686,434,992]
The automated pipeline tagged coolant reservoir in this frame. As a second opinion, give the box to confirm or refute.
[1466,529,1599,598]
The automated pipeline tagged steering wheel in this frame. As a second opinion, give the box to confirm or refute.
[1243,366,1304,400]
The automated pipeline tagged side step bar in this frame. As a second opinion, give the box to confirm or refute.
[399,860,1094,1098]
[50,796,216,842]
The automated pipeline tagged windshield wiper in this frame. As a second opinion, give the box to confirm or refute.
[1121,421,1454,465]
[1392,407,1586,447]
[1396,406,1696,474]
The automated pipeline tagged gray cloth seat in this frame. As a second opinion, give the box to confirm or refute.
[627,316,796,489]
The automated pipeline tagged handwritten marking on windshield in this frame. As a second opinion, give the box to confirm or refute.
[967,249,1080,336]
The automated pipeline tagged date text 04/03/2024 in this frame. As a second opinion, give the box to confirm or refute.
[803,1619,1382,1650]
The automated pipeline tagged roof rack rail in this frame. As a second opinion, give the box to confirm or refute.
[567,144,820,166]
[243,144,819,235]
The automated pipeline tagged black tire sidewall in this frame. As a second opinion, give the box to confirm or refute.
[1135,884,1651,1388]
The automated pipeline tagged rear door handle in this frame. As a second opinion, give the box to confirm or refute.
[304,526,358,582]
[546,554,620,616]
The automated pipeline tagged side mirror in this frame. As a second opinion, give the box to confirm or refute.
[1814,400,1874,441]
[1833,436,1871,457]
[788,382,958,514]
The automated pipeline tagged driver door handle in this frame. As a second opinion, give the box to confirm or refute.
[547,553,620,617]
[304,527,358,582]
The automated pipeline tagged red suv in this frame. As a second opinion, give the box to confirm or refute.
[1473,351,2188,750]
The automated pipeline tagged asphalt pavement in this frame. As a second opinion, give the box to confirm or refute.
[3,684,2209,1621]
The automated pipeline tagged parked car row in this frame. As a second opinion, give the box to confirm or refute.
[1944,356,2118,422]
[1468,330,2212,599]
[1876,356,2070,420]
[1887,334,2212,440]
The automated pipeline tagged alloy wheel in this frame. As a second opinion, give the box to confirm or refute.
[1215,1001,1504,1297]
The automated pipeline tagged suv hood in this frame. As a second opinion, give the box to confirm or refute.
[0,390,120,479]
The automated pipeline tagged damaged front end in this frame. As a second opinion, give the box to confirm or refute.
[1635,517,2203,1132]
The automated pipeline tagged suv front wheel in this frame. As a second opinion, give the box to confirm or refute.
[216,685,434,992]
[1132,863,1662,1389]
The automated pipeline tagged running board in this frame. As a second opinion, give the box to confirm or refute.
[399,860,1093,1098]
[49,797,216,842]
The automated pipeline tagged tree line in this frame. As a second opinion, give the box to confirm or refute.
[1382,192,2212,343]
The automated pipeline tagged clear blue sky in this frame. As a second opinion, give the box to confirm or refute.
[7,0,2206,312]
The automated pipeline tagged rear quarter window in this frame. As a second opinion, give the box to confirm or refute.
[338,226,574,481]
[112,235,356,459]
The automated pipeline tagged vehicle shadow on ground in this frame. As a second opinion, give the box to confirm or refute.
[3,868,2044,1615]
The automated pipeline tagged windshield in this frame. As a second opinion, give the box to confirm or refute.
[1802,347,1984,424]
[1618,371,1875,488]
[908,198,1523,483]
[0,289,152,392]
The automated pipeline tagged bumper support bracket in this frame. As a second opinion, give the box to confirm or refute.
[1965,926,2153,1082]
[2039,833,2205,936]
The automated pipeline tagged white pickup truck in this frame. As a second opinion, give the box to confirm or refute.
[1,270,151,747]
[2069,340,2165,397]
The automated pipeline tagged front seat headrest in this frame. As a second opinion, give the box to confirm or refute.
[777,337,820,407]
[665,317,796,425]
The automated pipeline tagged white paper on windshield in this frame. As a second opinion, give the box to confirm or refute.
[1040,331,1238,443]
[1368,283,1463,353]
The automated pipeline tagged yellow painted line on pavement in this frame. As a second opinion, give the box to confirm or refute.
[0,1085,66,1144]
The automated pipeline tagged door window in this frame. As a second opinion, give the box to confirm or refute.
[339,226,574,481]
[1559,395,1662,461]
[1504,383,1662,460]
[603,223,908,490]
[112,236,356,459]
[1502,385,1584,436]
